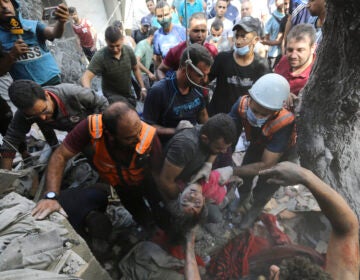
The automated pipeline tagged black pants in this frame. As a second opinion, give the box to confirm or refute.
[115,176,171,230]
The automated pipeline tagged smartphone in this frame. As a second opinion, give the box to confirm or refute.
[42,6,58,21]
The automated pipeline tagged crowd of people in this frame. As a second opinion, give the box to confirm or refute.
[0,0,358,279]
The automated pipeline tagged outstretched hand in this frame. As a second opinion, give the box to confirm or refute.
[259,161,306,186]
[31,199,68,220]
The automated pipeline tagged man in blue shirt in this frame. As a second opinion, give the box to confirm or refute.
[143,44,212,144]
[153,1,186,68]
[0,0,69,86]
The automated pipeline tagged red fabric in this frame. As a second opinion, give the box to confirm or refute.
[163,41,218,70]
[201,171,227,205]
[72,18,95,48]
[208,213,292,279]
[274,54,315,96]
[152,229,205,267]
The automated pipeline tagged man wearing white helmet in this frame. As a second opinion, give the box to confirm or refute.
[225,73,296,228]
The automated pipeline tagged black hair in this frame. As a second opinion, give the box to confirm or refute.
[8,80,46,110]
[68,6,76,14]
[279,256,332,280]
[155,0,170,10]
[102,101,136,135]
[166,198,207,244]
[189,12,207,23]
[200,113,237,144]
[148,26,158,36]
[211,18,224,31]
[180,43,214,68]
[105,25,123,42]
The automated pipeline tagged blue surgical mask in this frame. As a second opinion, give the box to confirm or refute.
[246,106,268,127]
[211,36,220,43]
[233,45,250,56]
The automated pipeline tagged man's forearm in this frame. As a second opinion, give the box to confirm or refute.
[134,67,145,89]
[185,231,201,280]
[45,147,68,194]
[153,124,176,136]
[233,161,268,177]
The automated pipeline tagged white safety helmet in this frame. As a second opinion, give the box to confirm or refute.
[248,73,290,110]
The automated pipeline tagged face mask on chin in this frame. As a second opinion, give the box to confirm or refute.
[233,44,251,56]
[246,106,269,127]
[211,36,221,43]
[159,17,172,29]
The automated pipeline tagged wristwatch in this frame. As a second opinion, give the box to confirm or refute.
[44,191,58,200]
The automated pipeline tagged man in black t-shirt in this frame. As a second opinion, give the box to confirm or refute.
[131,16,151,44]
[158,113,237,202]
[208,16,269,116]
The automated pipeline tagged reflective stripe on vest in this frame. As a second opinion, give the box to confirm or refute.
[237,95,296,145]
[88,114,156,187]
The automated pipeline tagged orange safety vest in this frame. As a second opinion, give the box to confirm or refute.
[238,95,296,146]
[88,114,156,187]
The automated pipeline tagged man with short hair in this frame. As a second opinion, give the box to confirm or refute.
[156,12,217,79]
[143,44,212,144]
[32,102,166,230]
[208,16,269,116]
[68,6,97,61]
[153,1,186,68]
[206,18,232,52]
[81,25,146,106]
[275,23,316,109]
[209,0,239,23]
[207,0,234,38]
[0,0,69,85]
[131,16,151,44]
[227,73,296,228]
[158,113,237,201]
[134,27,157,89]
[240,0,253,18]
[0,80,108,170]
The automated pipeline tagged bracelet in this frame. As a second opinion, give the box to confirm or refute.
[141,88,147,91]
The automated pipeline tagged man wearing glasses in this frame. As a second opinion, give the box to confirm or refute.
[0,80,108,170]
[156,12,217,80]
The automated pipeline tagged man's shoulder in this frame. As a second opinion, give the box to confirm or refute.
[171,24,186,33]
[203,42,218,56]
[167,41,186,56]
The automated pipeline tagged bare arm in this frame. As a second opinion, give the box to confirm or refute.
[156,61,171,80]
[31,144,76,220]
[197,108,208,124]
[81,70,96,88]
[260,162,359,280]
[262,32,284,46]
[136,57,156,81]
[233,148,282,177]
[282,15,292,54]
[153,124,176,137]
[132,63,146,101]
[184,229,201,280]
[43,4,69,40]
[154,54,163,77]
[0,39,28,76]
[159,158,184,201]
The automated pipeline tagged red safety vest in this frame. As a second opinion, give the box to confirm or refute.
[88,114,156,187]
[238,95,296,146]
